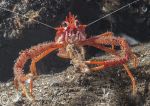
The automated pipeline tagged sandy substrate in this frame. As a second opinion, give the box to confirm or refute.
[0,42,150,106]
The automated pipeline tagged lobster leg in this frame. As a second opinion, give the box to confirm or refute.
[85,59,137,95]
[97,32,115,49]
[28,45,63,98]
[29,47,59,76]
[30,61,37,76]
[80,32,137,95]
[13,42,63,100]
[96,32,138,68]
[123,64,136,95]
[29,45,64,97]
[80,32,138,69]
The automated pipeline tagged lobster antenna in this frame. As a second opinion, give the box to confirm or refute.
[0,6,56,30]
[87,0,140,27]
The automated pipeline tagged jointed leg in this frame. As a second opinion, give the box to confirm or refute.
[80,32,138,95]
[14,42,63,101]
[21,82,34,101]
[89,65,105,71]
[82,32,138,71]
[29,79,33,97]
[89,43,118,56]
[123,64,136,95]
[29,47,57,76]
[131,53,138,68]
[14,78,18,90]
[84,43,120,72]
[80,32,115,50]
[98,32,115,49]
[85,60,136,94]
[21,47,61,99]
[30,61,37,76]
[28,46,62,97]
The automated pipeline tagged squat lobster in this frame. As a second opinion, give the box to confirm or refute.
[13,12,138,101]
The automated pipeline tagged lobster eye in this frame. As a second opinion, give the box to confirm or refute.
[62,22,68,27]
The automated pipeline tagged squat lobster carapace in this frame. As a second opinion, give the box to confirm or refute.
[13,12,138,101]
